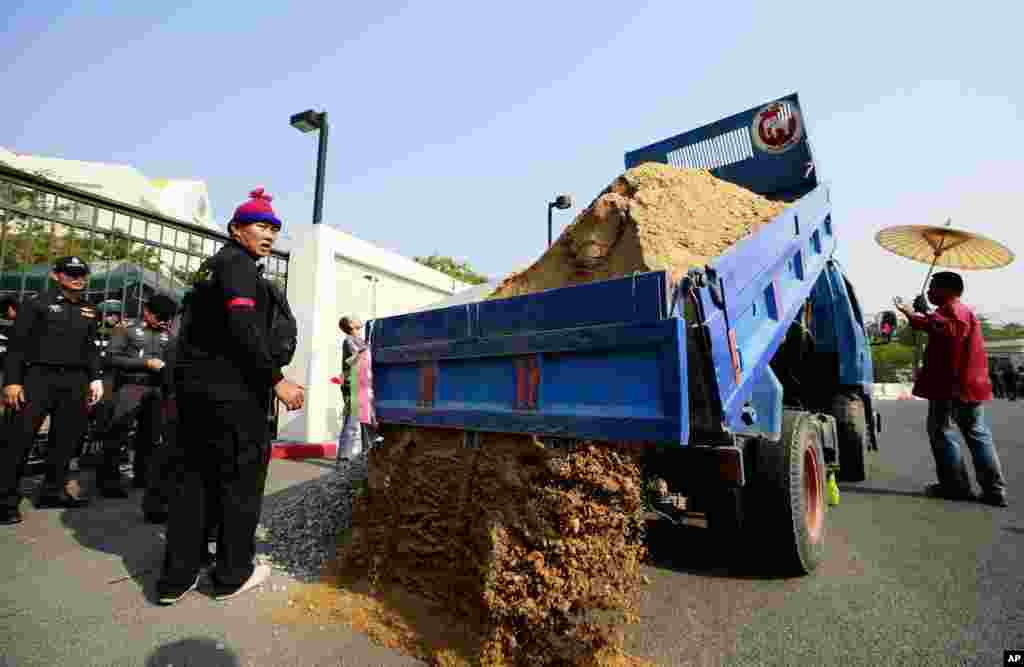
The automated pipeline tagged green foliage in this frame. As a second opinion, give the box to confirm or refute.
[872,342,915,382]
[981,316,1024,341]
[414,253,489,285]
[0,212,163,274]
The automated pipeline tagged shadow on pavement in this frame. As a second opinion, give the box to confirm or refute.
[643,518,792,581]
[59,468,168,603]
[839,485,928,499]
[59,465,333,602]
[145,637,241,667]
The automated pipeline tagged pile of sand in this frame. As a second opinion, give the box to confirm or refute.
[490,163,787,299]
[334,426,647,665]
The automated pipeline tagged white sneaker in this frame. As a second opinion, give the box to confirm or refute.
[213,563,271,601]
[158,573,200,606]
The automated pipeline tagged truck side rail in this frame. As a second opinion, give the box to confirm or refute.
[687,183,836,434]
[370,271,690,445]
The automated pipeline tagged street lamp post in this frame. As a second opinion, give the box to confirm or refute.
[547,194,573,247]
[290,109,329,225]
[363,274,380,319]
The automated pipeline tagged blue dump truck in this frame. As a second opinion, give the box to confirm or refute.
[368,94,887,575]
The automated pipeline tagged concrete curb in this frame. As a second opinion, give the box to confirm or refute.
[270,441,337,460]
[872,382,923,401]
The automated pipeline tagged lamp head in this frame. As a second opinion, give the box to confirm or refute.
[551,194,573,210]
[290,110,323,133]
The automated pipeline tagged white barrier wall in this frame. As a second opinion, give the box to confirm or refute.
[277,224,469,444]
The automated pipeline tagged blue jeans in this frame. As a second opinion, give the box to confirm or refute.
[926,400,1007,497]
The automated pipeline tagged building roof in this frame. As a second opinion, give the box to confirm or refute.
[0,148,218,231]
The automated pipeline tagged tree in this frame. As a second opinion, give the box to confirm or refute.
[414,253,489,285]
[0,212,163,274]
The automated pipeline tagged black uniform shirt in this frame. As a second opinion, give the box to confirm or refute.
[2,290,102,385]
[177,239,283,399]
[107,324,177,388]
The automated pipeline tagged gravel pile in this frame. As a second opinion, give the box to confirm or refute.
[256,454,370,581]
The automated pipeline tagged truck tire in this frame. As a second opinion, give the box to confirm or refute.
[831,393,868,482]
[749,411,827,576]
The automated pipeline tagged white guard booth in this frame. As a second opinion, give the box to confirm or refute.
[277,224,470,445]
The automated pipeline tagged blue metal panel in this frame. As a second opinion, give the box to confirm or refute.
[828,262,873,389]
[729,366,783,441]
[804,261,873,392]
[475,271,666,338]
[372,303,471,349]
[372,317,692,446]
[371,272,668,353]
[689,184,835,432]
[624,93,817,201]
[373,318,680,364]
[809,270,839,355]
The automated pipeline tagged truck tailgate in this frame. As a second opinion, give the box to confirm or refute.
[370,271,689,445]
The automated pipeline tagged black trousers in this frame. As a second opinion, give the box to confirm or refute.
[0,366,89,507]
[159,393,270,589]
[96,384,164,485]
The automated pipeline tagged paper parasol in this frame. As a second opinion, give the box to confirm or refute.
[875,220,1013,293]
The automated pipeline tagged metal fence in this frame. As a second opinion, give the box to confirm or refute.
[0,162,291,435]
[0,163,289,314]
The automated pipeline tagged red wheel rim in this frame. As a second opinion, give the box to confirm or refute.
[803,445,823,543]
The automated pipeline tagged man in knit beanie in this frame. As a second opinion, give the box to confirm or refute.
[157,188,304,604]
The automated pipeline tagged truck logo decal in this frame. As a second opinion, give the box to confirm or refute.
[751,101,803,154]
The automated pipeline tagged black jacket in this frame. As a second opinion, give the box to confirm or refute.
[176,239,283,400]
[107,324,177,390]
[3,290,102,385]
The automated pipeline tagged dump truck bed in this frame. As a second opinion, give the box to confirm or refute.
[369,179,834,446]
[370,93,838,446]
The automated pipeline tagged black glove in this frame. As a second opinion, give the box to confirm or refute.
[912,295,929,314]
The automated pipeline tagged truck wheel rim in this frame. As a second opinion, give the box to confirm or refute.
[803,447,823,543]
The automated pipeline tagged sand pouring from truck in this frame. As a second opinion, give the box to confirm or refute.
[364,94,893,579]
[336,94,904,663]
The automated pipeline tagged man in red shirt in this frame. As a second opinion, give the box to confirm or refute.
[894,272,1008,507]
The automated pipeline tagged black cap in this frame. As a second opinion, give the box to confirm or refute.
[144,294,179,322]
[931,271,964,294]
[54,256,90,275]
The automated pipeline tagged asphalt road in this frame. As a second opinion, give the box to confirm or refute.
[1,399,1019,666]
[630,398,1023,666]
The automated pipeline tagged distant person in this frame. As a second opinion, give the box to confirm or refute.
[336,316,380,467]
[1001,364,1017,401]
[0,297,18,388]
[894,272,1008,507]
[0,296,17,322]
[94,295,178,499]
[989,369,1004,399]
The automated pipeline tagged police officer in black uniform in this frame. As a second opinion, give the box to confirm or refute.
[0,296,19,389]
[0,256,104,524]
[95,294,179,499]
[157,188,303,604]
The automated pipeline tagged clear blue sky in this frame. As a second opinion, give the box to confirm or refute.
[2,1,1022,319]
